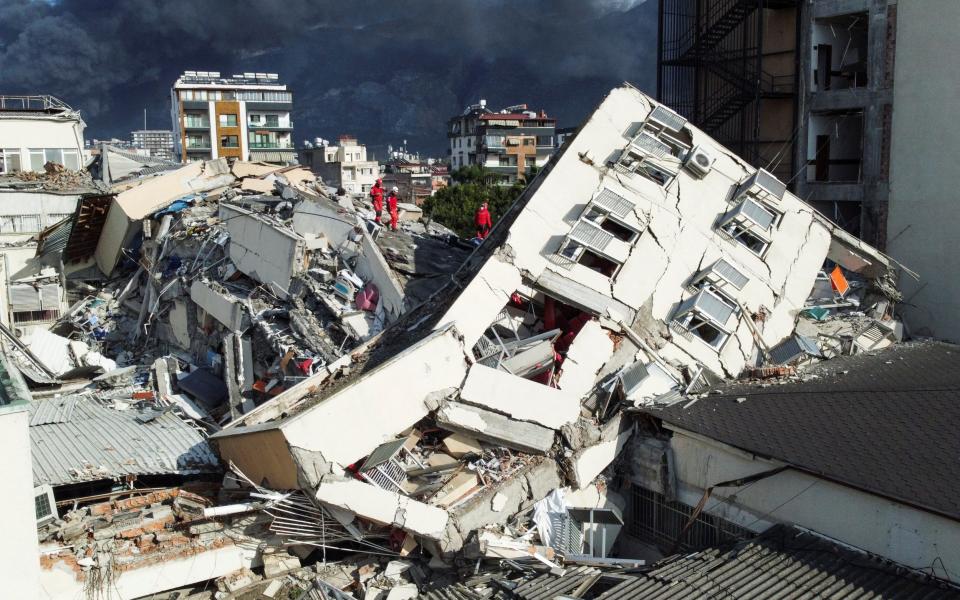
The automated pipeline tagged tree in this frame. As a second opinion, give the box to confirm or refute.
[422,167,526,238]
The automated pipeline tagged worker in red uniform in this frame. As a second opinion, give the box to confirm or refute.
[475,202,493,239]
[387,186,400,231]
[370,178,384,223]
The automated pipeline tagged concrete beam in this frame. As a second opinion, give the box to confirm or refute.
[435,401,555,454]
[314,478,449,541]
[459,364,581,430]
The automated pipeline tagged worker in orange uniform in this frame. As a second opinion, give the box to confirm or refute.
[387,186,400,231]
[370,178,384,224]
[475,202,493,239]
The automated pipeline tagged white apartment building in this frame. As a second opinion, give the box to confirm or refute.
[301,135,379,194]
[0,95,85,175]
[131,129,175,160]
[169,71,295,164]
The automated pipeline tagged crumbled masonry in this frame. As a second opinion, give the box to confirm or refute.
[12,85,936,599]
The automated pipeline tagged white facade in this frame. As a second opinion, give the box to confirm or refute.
[0,96,85,174]
[316,137,378,194]
[435,86,888,380]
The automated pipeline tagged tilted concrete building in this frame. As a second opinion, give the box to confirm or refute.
[213,84,899,559]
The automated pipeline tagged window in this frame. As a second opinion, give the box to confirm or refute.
[265,114,279,127]
[249,114,262,124]
[580,188,642,243]
[219,114,238,127]
[557,220,625,277]
[720,222,769,256]
[0,214,42,232]
[671,288,735,350]
[184,113,209,128]
[220,135,239,148]
[0,149,21,174]
[186,134,208,149]
[62,149,80,170]
[522,138,534,146]
[537,135,554,147]
[28,149,44,171]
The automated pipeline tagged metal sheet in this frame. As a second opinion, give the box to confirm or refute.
[592,188,635,220]
[569,220,614,253]
[711,259,749,290]
[648,105,688,132]
[29,395,219,487]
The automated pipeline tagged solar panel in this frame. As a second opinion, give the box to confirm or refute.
[569,220,614,252]
[648,105,688,132]
[592,188,635,219]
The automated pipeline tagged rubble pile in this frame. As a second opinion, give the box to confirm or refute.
[0,162,99,191]
[17,85,928,600]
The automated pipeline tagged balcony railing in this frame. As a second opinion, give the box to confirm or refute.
[184,120,210,129]
[249,142,293,149]
[247,122,291,129]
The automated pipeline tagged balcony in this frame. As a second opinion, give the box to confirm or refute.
[183,120,210,130]
[249,142,293,150]
[247,121,293,131]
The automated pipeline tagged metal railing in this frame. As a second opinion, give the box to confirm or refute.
[0,95,72,112]
[249,142,293,149]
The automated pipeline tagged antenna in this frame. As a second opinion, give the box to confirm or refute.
[143,108,147,131]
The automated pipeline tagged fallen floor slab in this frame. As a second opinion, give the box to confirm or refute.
[434,401,556,454]
[459,363,582,430]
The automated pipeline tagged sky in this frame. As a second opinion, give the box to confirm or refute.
[0,0,658,156]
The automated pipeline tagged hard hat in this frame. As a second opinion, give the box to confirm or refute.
[391,186,399,193]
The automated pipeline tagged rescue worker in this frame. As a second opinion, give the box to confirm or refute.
[475,202,493,239]
[387,186,400,231]
[370,178,384,224]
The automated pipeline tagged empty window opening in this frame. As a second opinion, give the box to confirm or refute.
[720,222,770,256]
[582,206,640,243]
[812,13,869,92]
[807,111,863,183]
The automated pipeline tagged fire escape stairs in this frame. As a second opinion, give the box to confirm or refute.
[678,0,757,63]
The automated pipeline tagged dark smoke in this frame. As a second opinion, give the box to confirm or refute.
[0,0,657,154]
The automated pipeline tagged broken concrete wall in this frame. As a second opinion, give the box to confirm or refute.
[569,414,632,489]
[213,426,300,490]
[314,478,449,541]
[292,198,356,248]
[459,364,581,430]
[190,279,247,331]
[280,326,470,479]
[221,203,306,300]
[435,401,556,454]
[354,229,406,320]
[95,160,234,276]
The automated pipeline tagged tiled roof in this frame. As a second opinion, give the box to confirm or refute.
[597,525,959,599]
[645,342,960,519]
[30,395,220,487]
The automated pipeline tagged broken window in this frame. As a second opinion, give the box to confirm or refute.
[813,13,869,92]
[807,111,864,183]
[0,214,42,233]
[671,288,735,350]
[717,199,776,257]
[558,220,625,277]
[579,188,643,244]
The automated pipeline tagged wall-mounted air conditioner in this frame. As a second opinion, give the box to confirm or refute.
[684,145,715,177]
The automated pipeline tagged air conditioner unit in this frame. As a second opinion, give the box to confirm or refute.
[684,145,715,177]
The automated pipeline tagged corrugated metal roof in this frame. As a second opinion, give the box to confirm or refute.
[596,525,959,599]
[514,566,601,600]
[29,395,219,487]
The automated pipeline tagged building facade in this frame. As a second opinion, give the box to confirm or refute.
[170,71,295,164]
[448,100,556,184]
[131,129,175,160]
[299,135,379,194]
[0,95,85,174]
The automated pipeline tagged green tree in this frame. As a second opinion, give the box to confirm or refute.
[422,167,526,238]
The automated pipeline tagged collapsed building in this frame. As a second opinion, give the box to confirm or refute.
[5,84,948,599]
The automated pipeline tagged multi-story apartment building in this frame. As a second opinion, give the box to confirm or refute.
[131,129,175,160]
[170,71,295,164]
[299,135,379,194]
[656,0,960,343]
[447,100,556,184]
[0,95,85,174]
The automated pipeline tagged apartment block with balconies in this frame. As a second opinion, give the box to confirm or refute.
[170,71,295,165]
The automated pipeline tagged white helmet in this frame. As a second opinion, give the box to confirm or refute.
[391,186,399,193]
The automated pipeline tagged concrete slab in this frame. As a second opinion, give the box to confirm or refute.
[314,479,449,541]
[435,401,555,454]
[460,364,581,430]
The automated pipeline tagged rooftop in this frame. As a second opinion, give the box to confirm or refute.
[0,94,75,115]
[173,70,287,89]
[644,341,960,520]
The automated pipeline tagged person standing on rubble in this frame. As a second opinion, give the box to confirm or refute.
[370,178,385,224]
[387,186,400,231]
[475,201,493,239]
